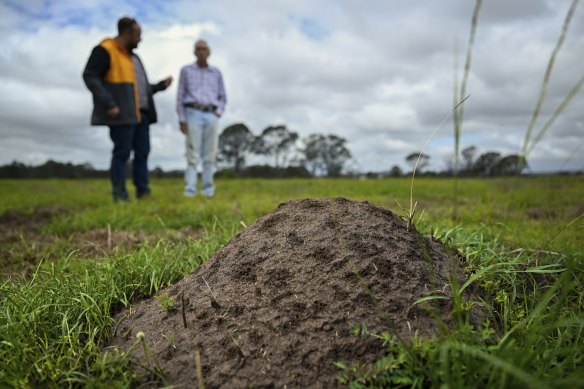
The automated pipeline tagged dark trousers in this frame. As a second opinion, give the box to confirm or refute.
[108,113,150,200]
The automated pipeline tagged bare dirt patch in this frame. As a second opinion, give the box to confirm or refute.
[525,205,584,220]
[0,206,67,276]
[107,198,474,388]
[0,205,202,277]
[0,205,67,242]
[69,227,203,257]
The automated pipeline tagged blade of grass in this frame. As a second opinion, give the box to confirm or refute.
[453,0,483,220]
[526,74,584,157]
[442,342,547,389]
[521,0,580,160]
[559,138,584,171]
[410,95,470,221]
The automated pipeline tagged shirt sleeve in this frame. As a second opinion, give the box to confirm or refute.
[215,69,227,116]
[176,66,187,123]
[82,45,117,108]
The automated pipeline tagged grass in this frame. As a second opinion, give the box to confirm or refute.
[0,176,582,387]
[522,0,582,160]
[337,227,583,388]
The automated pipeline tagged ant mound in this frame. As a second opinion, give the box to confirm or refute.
[107,198,470,388]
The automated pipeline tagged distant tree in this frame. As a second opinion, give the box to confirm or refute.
[303,134,352,177]
[253,125,299,168]
[151,166,165,178]
[443,154,455,175]
[405,152,430,173]
[389,165,403,177]
[237,164,310,178]
[492,154,528,176]
[0,160,108,178]
[461,145,477,174]
[473,151,501,176]
[0,161,28,178]
[218,123,255,173]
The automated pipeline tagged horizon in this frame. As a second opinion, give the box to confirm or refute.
[1,0,583,173]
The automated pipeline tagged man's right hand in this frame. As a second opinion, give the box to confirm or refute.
[106,106,120,119]
[180,122,188,135]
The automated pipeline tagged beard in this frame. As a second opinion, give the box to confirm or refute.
[128,42,138,52]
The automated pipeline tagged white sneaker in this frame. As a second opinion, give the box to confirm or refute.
[184,189,197,197]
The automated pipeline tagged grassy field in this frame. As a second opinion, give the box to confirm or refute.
[0,176,583,387]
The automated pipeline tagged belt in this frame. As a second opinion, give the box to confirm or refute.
[184,103,217,112]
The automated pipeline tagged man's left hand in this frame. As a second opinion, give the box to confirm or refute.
[161,76,173,89]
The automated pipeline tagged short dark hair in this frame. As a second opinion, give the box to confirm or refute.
[117,17,137,35]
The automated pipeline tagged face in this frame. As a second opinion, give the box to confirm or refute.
[194,41,210,61]
[128,23,142,50]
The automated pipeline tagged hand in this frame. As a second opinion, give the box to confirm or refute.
[106,106,120,119]
[179,122,188,135]
[162,76,173,89]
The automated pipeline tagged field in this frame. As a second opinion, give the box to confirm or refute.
[1,176,583,387]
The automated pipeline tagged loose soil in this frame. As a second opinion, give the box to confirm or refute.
[70,227,202,257]
[107,198,474,388]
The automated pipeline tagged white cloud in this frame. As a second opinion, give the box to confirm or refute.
[0,0,583,174]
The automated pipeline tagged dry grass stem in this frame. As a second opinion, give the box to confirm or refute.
[522,0,580,158]
[410,95,470,215]
[201,275,221,309]
[194,345,205,389]
[181,293,189,328]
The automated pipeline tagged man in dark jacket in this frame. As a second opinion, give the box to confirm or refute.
[83,16,172,201]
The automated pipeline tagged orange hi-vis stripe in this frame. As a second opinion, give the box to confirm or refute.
[100,38,141,122]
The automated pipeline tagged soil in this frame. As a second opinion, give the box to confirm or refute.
[107,198,473,388]
[0,206,202,277]
[0,206,67,276]
[70,227,202,257]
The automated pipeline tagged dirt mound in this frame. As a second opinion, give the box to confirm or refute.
[107,198,467,388]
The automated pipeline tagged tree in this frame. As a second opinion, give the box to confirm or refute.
[253,125,299,168]
[218,123,255,173]
[389,165,403,177]
[405,152,430,173]
[461,145,477,174]
[492,154,528,176]
[303,134,352,177]
[473,151,501,176]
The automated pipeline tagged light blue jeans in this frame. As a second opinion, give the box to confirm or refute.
[184,108,219,196]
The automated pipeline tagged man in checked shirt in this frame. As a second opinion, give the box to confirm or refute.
[176,39,227,197]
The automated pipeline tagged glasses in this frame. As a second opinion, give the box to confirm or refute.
[195,47,209,51]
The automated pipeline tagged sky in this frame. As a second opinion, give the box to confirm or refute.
[0,0,583,173]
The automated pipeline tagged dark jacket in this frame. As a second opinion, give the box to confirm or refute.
[83,38,166,126]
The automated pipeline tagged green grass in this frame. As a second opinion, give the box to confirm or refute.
[0,176,583,387]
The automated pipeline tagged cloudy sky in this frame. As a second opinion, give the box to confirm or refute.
[1,0,583,173]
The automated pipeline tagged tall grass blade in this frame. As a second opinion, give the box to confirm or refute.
[526,74,584,157]
[453,42,461,220]
[560,138,584,171]
[410,96,470,213]
[453,0,482,220]
[456,0,483,134]
[521,0,580,160]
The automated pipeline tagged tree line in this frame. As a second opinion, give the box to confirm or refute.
[2,127,577,179]
[0,124,354,179]
[395,145,528,177]
[218,123,352,177]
